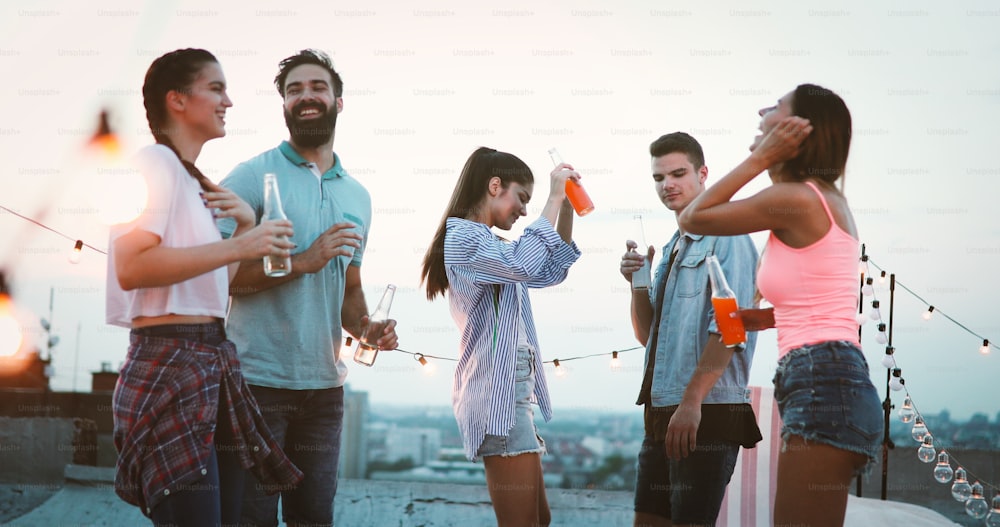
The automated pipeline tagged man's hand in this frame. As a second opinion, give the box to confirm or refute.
[359,316,399,351]
[736,307,775,331]
[665,403,701,460]
[295,222,363,274]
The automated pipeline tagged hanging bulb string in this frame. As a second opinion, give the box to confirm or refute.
[901,386,998,494]
[0,204,107,255]
[866,257,996,353]
[392,346,644,365]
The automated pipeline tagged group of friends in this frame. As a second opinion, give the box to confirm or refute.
[106,47,883,527]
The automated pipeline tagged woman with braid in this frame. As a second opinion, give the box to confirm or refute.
[106,48,302,526]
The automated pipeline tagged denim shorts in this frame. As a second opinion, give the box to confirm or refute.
[772,340,882,474]
[634,436,739,523]
[476,345,545,459]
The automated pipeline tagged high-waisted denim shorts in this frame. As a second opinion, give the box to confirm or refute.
[772,340,882,474]
[476,345,546,460]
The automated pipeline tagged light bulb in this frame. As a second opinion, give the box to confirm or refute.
[862,277,874,297]
[855,313,869,326]
[889,368,904,391]
[68,240,84,264]
[878,271,887,285]
[554,359,566,377]
[415,354,436,375]
[338,337,354,360]
[875,323,888,344]
[0,295,23,358]
[966,482,989,519]
[985,494,1000,527]
[951,468,972,502]
[921,305,935,321]
[981,339,991,355]
[610,351,621,370]
[898,396,915,423]
[880,351,894,369]
[917,435,936,463]
[910,415,927,442]
[858,255,868,274]
[869,300,881,320]
[933,451,954,483]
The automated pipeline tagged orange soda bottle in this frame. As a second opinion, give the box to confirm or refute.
[548,148,594,216]
[706,255,746,347]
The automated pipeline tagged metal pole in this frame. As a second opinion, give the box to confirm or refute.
[880,274,897,500]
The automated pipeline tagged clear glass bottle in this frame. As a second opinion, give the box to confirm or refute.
[263,173,292,277]
[354,284,396,366]
[706,255,746,347]
[548,148,594,216]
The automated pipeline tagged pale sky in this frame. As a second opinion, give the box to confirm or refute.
[1,0,999,422]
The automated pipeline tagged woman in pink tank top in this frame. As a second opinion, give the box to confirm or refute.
[678,84,882,527]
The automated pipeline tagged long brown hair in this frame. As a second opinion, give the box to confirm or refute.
[142,48,218,190]
[783,83,852,190]
[420,147,534,300]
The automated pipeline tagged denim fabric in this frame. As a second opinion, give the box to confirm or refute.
[772,340,882,474]
[633,435,739,524]
[475,345,545,460]
[240,386,345,527]
[645,233,759,407]
[149,385,245,527]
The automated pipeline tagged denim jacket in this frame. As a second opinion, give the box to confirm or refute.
[642,231,759,407]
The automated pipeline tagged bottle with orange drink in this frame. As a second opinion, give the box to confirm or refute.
[547,148,594,216]
[706,255,746,347]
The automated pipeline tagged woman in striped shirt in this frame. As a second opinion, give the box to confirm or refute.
[421,147,581,527]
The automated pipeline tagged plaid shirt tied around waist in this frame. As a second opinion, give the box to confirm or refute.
[112,333,304,516]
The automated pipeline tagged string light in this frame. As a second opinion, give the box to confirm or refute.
[878,270,887,285]
[980,339,991,355]
[0,290,23,358]
[880,346,895,369]
[339,337,354,361]
[934,451,954,483]
[414,353,436,375]
[858,253,869,275]
[910,414,927,442]
[609,351,621,370]
[898,395,915,423]
[917,435,936,463]
[68,240,84,264]
[869,299,882,320]
[553,359,567,377]
[855,312,869,326]
[986,493,1000,527]
[875,323,888,345]
[889,368,904,391]
[951,468,972,502]
[967,482,989,519]
[862,277,874,297]
[922,305,935,321]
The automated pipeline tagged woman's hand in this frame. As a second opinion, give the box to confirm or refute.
[750,116,813,166]
[548,163,579,202]
[236,219,295,260]
[201,180,256,230]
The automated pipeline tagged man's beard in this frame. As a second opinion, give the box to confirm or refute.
[284,101,337,148]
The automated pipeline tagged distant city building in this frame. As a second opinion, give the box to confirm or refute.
[340,385,369,479]
[384,426,441,466]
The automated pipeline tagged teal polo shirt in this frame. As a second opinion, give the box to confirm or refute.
[218,141,371,389]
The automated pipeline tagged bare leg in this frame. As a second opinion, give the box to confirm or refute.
[774,435,867,527]
[483,452,549,527]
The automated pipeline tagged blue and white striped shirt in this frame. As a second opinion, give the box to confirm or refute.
[444,216,581,460]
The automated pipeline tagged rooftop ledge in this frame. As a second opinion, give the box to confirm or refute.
[3,465,959,526]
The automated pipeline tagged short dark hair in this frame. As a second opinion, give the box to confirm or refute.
[783,84,851,186]
[649,132,705,169]
[274,49,343,97]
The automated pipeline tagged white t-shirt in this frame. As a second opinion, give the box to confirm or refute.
[105,144,229,327]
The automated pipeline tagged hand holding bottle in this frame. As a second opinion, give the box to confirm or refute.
[548,148,594,216]
[620,240,654,287]
[354,284,399,367]
[706,255,747,347]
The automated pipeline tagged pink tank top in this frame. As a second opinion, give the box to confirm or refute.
[757,181,861,358]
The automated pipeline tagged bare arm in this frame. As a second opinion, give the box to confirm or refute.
[678,116,813,236]
[665,335,735,459]
[114,220,293,291]
[555,200,574,244]
[341,265,368,340]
